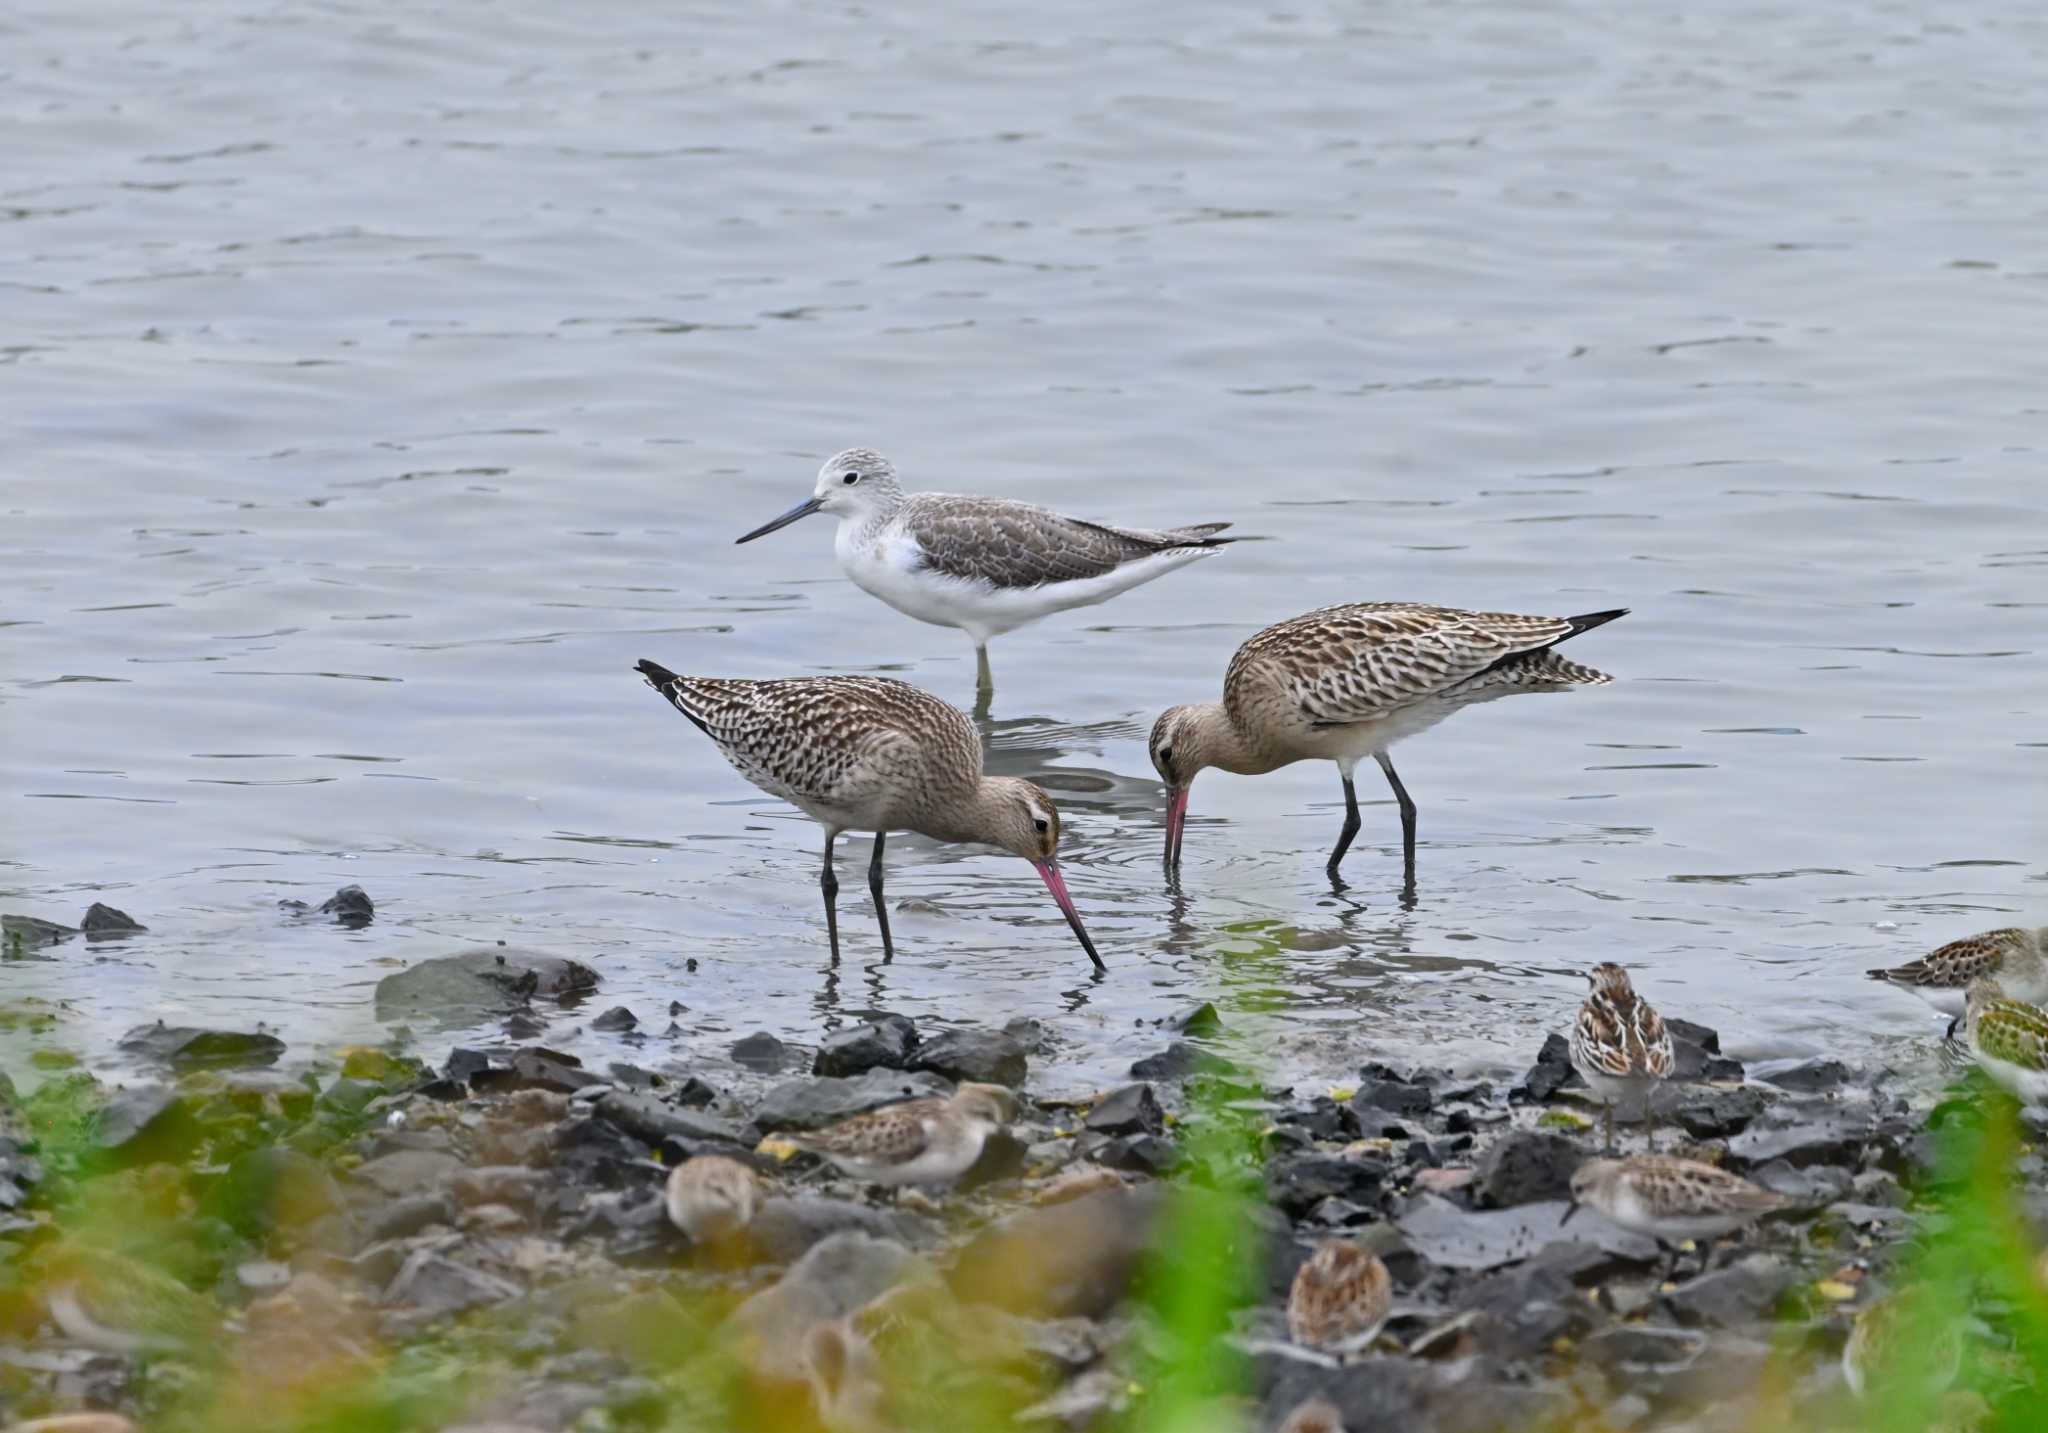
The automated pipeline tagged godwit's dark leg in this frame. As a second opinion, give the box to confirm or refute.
[868,831,894,963]
[1326,772,1363,878]
[820,832,841,964]
[1374,751,1419,893]
[974,644,994,691]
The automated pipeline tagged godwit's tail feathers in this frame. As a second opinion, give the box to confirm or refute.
[1163,520,1237,548]
[1474,651,1613,690]
[635,659,712,735]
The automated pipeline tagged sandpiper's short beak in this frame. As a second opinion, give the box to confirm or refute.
[1163,786,1191,868]
[1559,1199,1580,1227]
[1033,859,1104,973]
[735,494,825,544]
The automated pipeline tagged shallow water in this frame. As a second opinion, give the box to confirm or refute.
[3,0,2043,1096]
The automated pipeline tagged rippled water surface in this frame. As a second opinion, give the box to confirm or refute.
[4,0,2044,1094]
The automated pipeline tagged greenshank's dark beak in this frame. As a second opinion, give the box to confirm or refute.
[736,495,825,544]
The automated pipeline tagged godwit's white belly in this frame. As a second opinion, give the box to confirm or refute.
[836,521,1216,645]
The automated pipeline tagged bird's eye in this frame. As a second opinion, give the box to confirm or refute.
[1032,818,1049,834]
[842,471,859,484]
[1159,747,1174,764]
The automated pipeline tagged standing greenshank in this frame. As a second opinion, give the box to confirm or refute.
[633,659,1102,971]
[1147,601,1626,896]
[734,447,1235,695]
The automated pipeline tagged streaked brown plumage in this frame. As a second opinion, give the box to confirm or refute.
[1868,926,2048,1019]
[664,1154,761,1246]
[634,662,1100,970]
[784,1083,1016,1188]
[1150,602,1624,893]
[1286,1239,1392,1357]
[1569,962,1676,1150]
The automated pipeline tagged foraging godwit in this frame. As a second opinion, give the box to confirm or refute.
[735,448,1235,694]
[1868,925,2048,1019]
[1569,963,1676,1150]
[1148,602,1625,893]
[633,660,1102,971]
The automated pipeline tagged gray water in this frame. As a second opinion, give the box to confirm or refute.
[4,0,2044,1097]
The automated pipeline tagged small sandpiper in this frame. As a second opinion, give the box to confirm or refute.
[1841,1285,1963,1402]
[1564,1155,1785,1277]
[663,1153,761,1247]
[735,447,1235,696]
[1149,601,1623,896]
[803,1316,888,1433]
[1569,963,1676,1151]
[635,661,1101,971]
[786,1082,1016,1190]
[1285,1238,1393,1359]
[1869,925,2048,1020]
[1961,977,2048,1103]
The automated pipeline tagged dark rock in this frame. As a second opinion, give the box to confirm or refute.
[1397,1194,1659,1269]
[1582,1323,1707,1372]
[1671,1085,1768,1139]
[118,1022,285,1071]
[374,948,599,1023]
[812,1016,917,1077]
[503,1012,547,1040]
[1269,1154,1393,1219]
[366,1194,458,1243]
[81,902,147,937]
[594,1089,748,1149]
[950,1185,1164,1319]
[1453,1245,1598,1357]
[1,913,79,949]
[1130,1042,1215,1081]
[730,1032,795,1073]
[755,1070,951,1133]
[749,1196,938,1262]
[1084,1084,1164,1138]
[670,1076,718,1108]
[590,1006,638,1032]
[960,1129,1029,1190]
[280,885,375,927]
[93,1084,185,1153]
[732,1233,934,1379]
[445,1048,500,1084]
[1473,1131,1579,1208]
[498,1048,603,1096]
[1667,1019,1743,1083]
[1354,1072,1435,1119]
[910,1029,1028,1088]
[1727,1111,1868,1171]
[415,1077,469,1102]
[1658,1253,1795,1327]
[1512,1033,1580,1103]
[1276,1096,1357,1142]
[605,1062,664,1090]
[383,1248,520,1317]
[1757,1058,1852,1094]
[1079,1133,1177,1177]
[1260,1352,1555,1433]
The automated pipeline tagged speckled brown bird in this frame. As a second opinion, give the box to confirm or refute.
[1149,602,1624,893]
[635,662,1100,970]
[1869,925,2048,1019]
[785,1083,1016,1188]
[1569,962,1676,1151]
[1285,1239,1392,1357]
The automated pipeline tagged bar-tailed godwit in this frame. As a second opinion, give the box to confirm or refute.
[1148,602,1625,894]
[634,660,1102,971]
[735,448,1235,694]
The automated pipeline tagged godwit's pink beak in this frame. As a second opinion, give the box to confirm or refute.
[1164,786,1191,868]
[1032,860,1103,973]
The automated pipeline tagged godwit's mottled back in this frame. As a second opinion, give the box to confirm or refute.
[634,660,1101,970]
[1149,601,1625,894]
[735,448,1236,697]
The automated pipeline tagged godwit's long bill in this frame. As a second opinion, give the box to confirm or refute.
[1148,602,1625,893]
[634,660,1102,971]
[735,448,1236,694]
